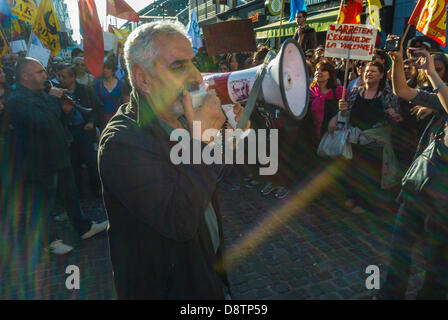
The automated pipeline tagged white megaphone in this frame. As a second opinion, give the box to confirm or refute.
[191,39,310,123]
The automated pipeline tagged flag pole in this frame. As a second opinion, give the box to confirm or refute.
[277,0,284,50]
[400,24,411,48]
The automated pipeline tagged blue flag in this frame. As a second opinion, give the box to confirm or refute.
[186,9,202,55]
[289,0,307,22]
[0,0,17,19]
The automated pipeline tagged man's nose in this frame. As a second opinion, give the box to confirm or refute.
[189,64,203,87]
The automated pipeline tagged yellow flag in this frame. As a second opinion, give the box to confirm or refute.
[32,0,60,56]
[6,0,38,24]
[367,0,382,31]
[0,28,11,61]
[12,19,21,37]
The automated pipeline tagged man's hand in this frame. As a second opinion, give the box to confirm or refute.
[228,103,250,131]
[387,35,404,63]
[49,87,67,99]
[183,89,226,144]
[386,106,404,122]
[0,102,4,113]
[418,51,437,77]
[411,105,434,120]
[84,122,94,131]
[338,99,348,111]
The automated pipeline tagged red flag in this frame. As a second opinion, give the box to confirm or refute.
[336,0,363,24]
[79,0,104,78]
[107,0,139,23]
[409,0,448,46]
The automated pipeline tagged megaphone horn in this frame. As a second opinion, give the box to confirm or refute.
[201,39,310,120]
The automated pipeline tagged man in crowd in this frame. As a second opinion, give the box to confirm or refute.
[73,57,96,87]
[1,54,16,85]
[293,11,317,51]
[98,21,249,299]
[71,48,84,62]
[5,58,108,257]
[56,63,103,197]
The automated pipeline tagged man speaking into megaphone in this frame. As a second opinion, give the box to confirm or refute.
[98,21,250,299]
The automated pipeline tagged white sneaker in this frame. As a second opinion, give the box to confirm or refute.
[81,220,109,240]
[48,240,73,255]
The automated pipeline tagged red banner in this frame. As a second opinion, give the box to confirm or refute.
[336,0,363,24]
[107,0,139,23]
[79,0,104,78]
[409,0,448,46]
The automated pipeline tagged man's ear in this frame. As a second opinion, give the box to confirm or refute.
[132,64,151,95]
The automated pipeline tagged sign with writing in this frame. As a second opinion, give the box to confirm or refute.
[324,24,378,61]
[28,44,51,67]
[9,39,27,53]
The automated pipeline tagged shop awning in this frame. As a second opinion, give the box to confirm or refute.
[255,9,339,39]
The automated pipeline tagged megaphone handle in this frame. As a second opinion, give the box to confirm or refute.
[236,51,276,130]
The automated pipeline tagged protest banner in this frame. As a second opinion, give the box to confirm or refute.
[9,39,27,53]
[324,23,378,61]
[103,31,118,54]
[27,44,51,67]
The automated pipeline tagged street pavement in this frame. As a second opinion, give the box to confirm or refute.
[0,168,427,300]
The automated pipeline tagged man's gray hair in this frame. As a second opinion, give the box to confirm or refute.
[124,21,188,87]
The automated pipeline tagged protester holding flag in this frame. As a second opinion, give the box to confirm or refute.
[293,10,317,51]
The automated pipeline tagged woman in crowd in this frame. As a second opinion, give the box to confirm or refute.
[380,44,448,300]
[226,53,246,72]
[337,61,402,214]
[95,57,130,127]
[294,60,346,188]
[347,61,366,93]
[218,60,230,73]
[309,60,346,142]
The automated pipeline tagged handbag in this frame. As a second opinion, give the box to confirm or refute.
[401,115,447,195]
[317,111,353,159]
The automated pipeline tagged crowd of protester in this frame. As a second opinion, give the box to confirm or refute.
[189,24,448,297]
[0,49,130,258]
[0,14,447,299]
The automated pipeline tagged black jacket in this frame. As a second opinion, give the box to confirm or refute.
[5,84,71,181]
[294,25,317,51]
[98,90,230,299]
[60,81,104,128]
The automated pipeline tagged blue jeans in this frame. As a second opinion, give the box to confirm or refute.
[69,125,100,193]
[55,167,92,236]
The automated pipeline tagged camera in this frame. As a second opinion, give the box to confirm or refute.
[384,37,401,52]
